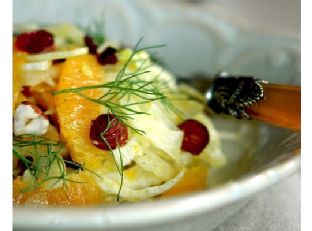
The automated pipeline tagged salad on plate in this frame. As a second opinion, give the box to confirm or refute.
[13,23,226,205]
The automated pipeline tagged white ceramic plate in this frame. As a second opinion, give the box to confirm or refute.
[13,1,300,230]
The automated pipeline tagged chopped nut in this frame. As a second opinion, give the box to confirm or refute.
[14,101,49,136]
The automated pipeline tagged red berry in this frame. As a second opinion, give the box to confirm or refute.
[48,113,60,132]
[90,114,128,150]
[178,119,209,155]
[84,36,98,55]
[97,47,118,65]
[15,30,54,54]
[21,85,32,97]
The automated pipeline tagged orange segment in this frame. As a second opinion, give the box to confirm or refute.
[13,172,103,206]
[13,177,29,204]
[30,82,56,111]
[161,165,208,197]
[55,55,114,171]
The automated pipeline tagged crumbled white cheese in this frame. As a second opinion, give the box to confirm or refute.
[14,103,49,136]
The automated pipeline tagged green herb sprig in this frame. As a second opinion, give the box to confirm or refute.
[53,38,180,134]
[99,117,124,201]
[13,135,101,192]
[14,135,68,191]
[83,16,106,46]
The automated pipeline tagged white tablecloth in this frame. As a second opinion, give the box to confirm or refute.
[213,172,301,231]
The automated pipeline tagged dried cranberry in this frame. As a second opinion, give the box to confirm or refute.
[178,119,209,155]
[97,47,118,65]
[84,36,98,55]
[15,30,54,54]
[21,85,32,97]
[90,114,128,150]
[48,113,60,132]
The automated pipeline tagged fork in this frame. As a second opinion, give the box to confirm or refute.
[177,72,301,131]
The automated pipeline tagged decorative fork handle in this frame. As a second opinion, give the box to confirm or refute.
[206,73,301,131]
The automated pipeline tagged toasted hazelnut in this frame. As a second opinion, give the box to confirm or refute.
[14,101,49,136]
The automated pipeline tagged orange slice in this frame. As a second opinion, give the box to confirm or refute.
[55,55,114,171]
[13,172,103,206]
[160,165,208,197]
[30,82,56,111]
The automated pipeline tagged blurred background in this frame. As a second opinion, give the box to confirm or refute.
[158,0,300,36]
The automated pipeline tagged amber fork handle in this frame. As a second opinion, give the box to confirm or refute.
[245,84,300,131]
[204,73,301,131]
